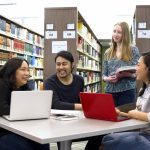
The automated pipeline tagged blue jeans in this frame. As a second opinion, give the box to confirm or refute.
[102,131,150,150]
[0,133,49,150]
[107,89,137,106]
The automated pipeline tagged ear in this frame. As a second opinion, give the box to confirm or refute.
[71,63,75,72]
[71,62,75,69]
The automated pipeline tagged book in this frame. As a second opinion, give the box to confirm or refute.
[117,65,136,73]
[110,66,136,80]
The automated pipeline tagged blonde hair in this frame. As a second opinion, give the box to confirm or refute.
[106,22,132,61]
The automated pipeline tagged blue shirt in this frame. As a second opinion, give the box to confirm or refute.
[103,46,140,93]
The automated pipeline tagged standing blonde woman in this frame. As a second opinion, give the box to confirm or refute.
[103,22,140,106]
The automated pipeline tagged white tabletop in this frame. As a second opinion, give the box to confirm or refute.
[0,117,149,144]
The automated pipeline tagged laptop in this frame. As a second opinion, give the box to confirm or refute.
[80,92,129,122]
[3,90,53,121]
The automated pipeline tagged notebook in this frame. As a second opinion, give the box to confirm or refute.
[3,90,53,121]
[80,92,129,122]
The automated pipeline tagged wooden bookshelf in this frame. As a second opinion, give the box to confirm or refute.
[44,7,102,93]
[132,5,150,54]
[0,14,44,90]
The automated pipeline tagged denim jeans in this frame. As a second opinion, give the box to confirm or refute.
[0,133,49,150]
[107,89,137,106]
[102,131,150,150]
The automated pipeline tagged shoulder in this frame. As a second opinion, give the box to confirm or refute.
[73,74,84,81]
[44,74,57,83]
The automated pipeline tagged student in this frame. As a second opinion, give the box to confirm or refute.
[0,57,49,150]
[101,53,150,150]
[44,50,84,110]
[103,22,140,106]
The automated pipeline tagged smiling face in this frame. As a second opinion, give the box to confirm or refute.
[112,24,123,43]
[15,61,30,88]
[56,56,73,79]
[136,57,149,84]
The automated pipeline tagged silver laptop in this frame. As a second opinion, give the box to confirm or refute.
[3,90,53,121]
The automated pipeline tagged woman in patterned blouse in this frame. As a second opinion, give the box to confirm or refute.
[103,21,140,106]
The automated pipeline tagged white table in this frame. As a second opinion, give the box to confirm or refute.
[0,117,149,150]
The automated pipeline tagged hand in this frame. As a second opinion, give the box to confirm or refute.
[115,108,120,115]
[75,104,82,110]
[104,76,118,83]
[115,108,128,117]
[128,110,139,119]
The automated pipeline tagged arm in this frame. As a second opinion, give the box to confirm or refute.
[44,76,84,110]
[102,52,118,83]
[128,110,148,122]
[116,108,148,122]
[44,78,74,110]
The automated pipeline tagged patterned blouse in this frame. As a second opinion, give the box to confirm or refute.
[102,46,140,93]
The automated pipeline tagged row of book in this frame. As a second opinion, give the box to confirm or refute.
[78,55,100,71]
[27,56,43,68]
[28,80,43,91]
[78,37,100,60]
[0,51,43,68]
[76,71,100,85]
[29,68,43,79]
[78,22,99,50]
[84,82,101,93]
[0,16,44,46]
[0,36,43,57]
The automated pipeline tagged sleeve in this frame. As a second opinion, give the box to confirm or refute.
[44,78,75,110]
[131,46,140,65]
[0,81,10,116]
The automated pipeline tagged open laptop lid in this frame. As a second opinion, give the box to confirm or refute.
[3,90,53,121]
[80,92,123,122]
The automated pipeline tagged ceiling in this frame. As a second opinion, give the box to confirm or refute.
[0,0,150,39]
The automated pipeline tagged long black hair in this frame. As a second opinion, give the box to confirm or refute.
[139,53,150,96]
[0,57,29,90]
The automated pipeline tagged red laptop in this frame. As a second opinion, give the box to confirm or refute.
[80,92,129,122]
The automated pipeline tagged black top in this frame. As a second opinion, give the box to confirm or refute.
[0,78,30,136]
[44,74,84,110]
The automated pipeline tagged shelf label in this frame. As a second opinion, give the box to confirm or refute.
[138,30,150,38]
[63,31,75,39]
[45,31,57,39]
[52,41,67,53]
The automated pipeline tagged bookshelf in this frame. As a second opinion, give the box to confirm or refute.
[132,5,150,54]
[0,14,44,90]
[44,7,102,93]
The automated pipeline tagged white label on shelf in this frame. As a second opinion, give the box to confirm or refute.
[52,41,67,53]
[63,31,75,39]
[45,31,57,39]
[46,24,54,30]
[67,23,75,30]
[138,30,150,38]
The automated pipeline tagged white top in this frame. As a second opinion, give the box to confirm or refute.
[136,84,150,133]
